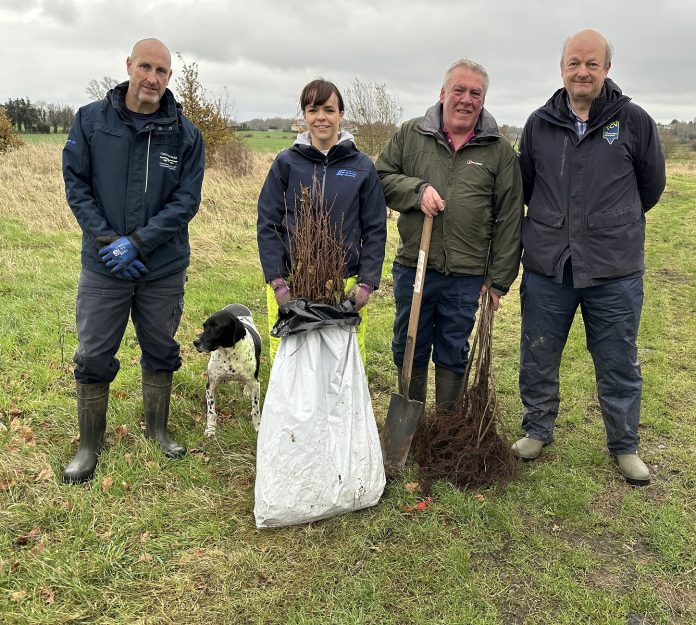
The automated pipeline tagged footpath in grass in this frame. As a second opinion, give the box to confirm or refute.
[0,144,694,624]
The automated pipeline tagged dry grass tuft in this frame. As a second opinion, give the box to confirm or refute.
[0,144,273,264]
[667,161,696,177]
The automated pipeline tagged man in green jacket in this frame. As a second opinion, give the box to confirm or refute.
[376,59,523,412]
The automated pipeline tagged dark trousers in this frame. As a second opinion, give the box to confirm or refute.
[392,262,483,375]
[519,265,644,453]
[74,269,186,384]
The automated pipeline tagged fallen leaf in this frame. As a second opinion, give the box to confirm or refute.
[114,424,129,440]
[404,481,420,492]
[139,552,154,562]
[9,405,23,417]
[39,586,55,604]
[16,425,35,445]
[121,481,130,491]
[140,532,150,543]
[14,527,42,547]
[0,478,17,491]
[403,497,433,513]
[35,468,55,482]
[551,524,561,534]
[30,541,46,556]
[10,417,22,431]
[101,476,113,492]
[474,493,486,503]
[124,453,133,466]
[10,590,27,602]
[70,435,80,444]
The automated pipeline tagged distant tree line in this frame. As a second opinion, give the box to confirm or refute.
[2,98,74,134]
[238,117,296,132]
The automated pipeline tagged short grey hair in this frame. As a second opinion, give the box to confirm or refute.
[560,33,613,69]
[443,59,489,94]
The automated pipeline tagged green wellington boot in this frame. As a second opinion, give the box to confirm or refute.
[62,382,109,483]
[142,369,186,459]
[434,366,464,413]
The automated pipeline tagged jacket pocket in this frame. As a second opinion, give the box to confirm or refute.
[587,206,641,229]
[527,205,564,228]
[91,124,126,139]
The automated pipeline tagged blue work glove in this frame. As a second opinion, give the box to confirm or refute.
[115,259,149,281]
[98,236,139,273]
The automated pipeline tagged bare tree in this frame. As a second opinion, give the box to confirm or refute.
[85,76,119,101]
[345,78,402,157]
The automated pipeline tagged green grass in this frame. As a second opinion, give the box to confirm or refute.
[0,148,695,624]
[18,133,68,144]
[21,130,294,153]
[238,130,296,153]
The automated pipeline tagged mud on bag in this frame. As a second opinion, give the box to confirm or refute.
[254,301,385,528]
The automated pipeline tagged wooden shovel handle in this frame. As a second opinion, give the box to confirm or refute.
[401,215,433,396]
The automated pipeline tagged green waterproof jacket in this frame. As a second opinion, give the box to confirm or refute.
[376,103,523,295]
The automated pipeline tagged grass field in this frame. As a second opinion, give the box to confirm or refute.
[19,130,295,153]
[0,143,694,624]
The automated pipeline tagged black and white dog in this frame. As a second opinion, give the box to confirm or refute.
[193,304,262,435]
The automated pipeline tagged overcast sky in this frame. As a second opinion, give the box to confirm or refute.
[1,0,694,127]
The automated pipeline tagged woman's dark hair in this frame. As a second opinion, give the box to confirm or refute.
[300,79,345,113]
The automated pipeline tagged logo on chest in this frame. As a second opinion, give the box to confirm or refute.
[336,169,357,177]
[159,152,178,171]
[603,121,620,145]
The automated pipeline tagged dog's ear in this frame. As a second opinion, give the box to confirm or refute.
[232,318,247,344]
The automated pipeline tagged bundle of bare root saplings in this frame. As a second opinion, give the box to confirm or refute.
[414,293,518,490]
[288,179,347,305]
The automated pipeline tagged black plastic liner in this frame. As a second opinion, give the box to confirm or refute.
[271,299,361,337]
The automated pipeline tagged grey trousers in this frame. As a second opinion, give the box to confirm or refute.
[74,269,186,384]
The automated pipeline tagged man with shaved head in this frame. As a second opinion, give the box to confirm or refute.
[62,38,205,482]
[514,29,665,485]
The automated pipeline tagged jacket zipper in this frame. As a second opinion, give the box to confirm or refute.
[145,131,151,194]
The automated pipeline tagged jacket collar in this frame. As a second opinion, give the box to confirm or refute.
[417,102,500,144]
[544,78,630,127]
[108,82,180,125]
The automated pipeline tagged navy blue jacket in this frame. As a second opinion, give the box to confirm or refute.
[63,83,205,280]
[519,79,665,287]
[257,138,387,288]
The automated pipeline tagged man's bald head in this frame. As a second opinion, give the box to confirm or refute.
[125,38,173,113]
[561,29,613,70]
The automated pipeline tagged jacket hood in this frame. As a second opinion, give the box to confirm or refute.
[418,102,501,143]
[107,82,181,123]
[542,78,630,126]
[293,129,356,148]
[291,130,359,162]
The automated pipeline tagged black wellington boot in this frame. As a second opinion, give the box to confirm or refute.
[397,366,429,407]
[435,366,465,414]
[142,369,186,459]
[62,382,109,484]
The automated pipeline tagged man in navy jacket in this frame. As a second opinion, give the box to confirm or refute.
[513,29,665,485]
[62,38,205,483]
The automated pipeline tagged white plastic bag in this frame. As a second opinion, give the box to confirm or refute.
[254,326,385,528]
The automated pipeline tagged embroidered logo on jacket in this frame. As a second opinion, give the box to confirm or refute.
[159,152,178,170]
[336,169,357,177]
[603,121,620,145]
[467,159,483,166]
